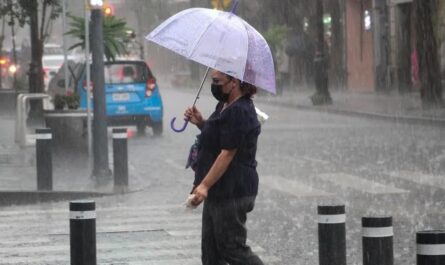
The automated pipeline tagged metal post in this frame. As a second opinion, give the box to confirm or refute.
[90,6,111,178]
[70,200,96,265]
[112,128,128,191]
[84,0,93,174]
[417,230,445,265]
[62,0,69,93]
[318,205,346,265]
[362,216,393,265]
[35,128,52,190]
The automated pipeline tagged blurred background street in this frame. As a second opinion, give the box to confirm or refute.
[1,0,445,264]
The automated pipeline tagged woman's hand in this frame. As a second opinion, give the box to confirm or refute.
[184,106,204,129]
[191,183,208,206]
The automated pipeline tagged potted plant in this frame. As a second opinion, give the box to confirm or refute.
[64,91,80,109]
[53,94,65,110]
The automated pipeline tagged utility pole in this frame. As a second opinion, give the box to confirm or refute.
[311,0,332,105]
[84,0,93,174]
[90,1,111,178]
[62,0,69,93]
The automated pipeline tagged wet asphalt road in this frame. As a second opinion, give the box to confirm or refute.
[1,84,445,264]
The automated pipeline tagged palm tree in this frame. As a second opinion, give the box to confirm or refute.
[66,14,132,62]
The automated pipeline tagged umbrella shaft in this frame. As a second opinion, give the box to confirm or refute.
[192,67,211,107]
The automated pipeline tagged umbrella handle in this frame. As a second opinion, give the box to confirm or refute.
[170,117,189,133]
[229,0,240,13]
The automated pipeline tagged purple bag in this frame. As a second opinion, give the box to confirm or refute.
[185,136,199,171]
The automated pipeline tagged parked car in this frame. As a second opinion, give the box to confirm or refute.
[43,55,65,88]
[49,59,164,136]
[42,44,78,91]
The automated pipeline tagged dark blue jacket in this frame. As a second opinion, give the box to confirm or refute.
[194,96,261,200]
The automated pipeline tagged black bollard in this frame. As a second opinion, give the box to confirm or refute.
[318,205,346,265]
[362,216,393,265]
[35,128,52,190]
[417,230,445,265]
[112,128,128,190]
[70,200,96,265]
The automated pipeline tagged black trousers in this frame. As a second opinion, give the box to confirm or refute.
[201,196,264,265]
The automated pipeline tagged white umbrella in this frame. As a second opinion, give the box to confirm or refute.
[146,1,275,131]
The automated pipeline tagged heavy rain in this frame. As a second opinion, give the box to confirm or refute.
[0,0,444,264]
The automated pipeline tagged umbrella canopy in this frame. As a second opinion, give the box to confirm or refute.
[146,7,276,94]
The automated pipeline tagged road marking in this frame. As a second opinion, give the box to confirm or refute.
[389,170,445,190]
[262,175,332,197]
[317,173,409,194]
[0,204,281,264]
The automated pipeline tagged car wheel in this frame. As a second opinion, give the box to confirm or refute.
[152,121,163,136]
[136,123,146,136]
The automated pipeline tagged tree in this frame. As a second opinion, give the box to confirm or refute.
[326,0,345,89]
[9,0,62,119]
[310,0,332,105]
[413,0,443,106]
[66,14,131,62]
[17,0,62,90]
[0,0,24,90]
[0,2,7,89]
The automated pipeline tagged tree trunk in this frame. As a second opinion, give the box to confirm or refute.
[327,0,345,89]
[414,0,443,107]
[28,2,44,119]
[311,0,332,105]
[9,11,17,90]
[0,17,5,90]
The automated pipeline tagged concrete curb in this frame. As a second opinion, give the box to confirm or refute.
[296,104,445,127]
[0,190,113,206]
[256,97,445,127]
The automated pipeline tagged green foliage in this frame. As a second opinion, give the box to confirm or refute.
[12,0,62,30]
[263,24,289,71]
[53,94,65,109]
[64,92,80,109]
[52,91,80,110]
[263,24,289,55]
[66,14,132,62]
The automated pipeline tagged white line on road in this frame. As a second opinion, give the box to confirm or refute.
[0,202,281,264]
[262,175,332,197]
[317,173,409,194]
[389,170,445,190]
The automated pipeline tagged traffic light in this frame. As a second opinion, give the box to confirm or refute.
[210,0,232,10]
[103,4,114,16]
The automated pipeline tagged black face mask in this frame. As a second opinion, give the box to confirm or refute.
[211,81,231,102]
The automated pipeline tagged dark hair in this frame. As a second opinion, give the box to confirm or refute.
[240,81,257,98]
[225,74,257,98]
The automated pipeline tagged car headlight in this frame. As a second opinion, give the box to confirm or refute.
[8,64,17,74]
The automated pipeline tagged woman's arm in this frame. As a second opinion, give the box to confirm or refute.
[192,148,237,205]
[184,106,205,130]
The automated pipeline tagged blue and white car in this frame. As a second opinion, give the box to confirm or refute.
[77,60,163,135]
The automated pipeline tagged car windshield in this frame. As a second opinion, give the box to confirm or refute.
[104,63,149,84]
[44,45,63,55]
[43,57,64,67]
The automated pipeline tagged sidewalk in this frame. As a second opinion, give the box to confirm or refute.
[0,113,115,205]
[256,88,445,125]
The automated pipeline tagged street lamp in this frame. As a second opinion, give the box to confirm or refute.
[89,0,111,178]
[90,0,103,8]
